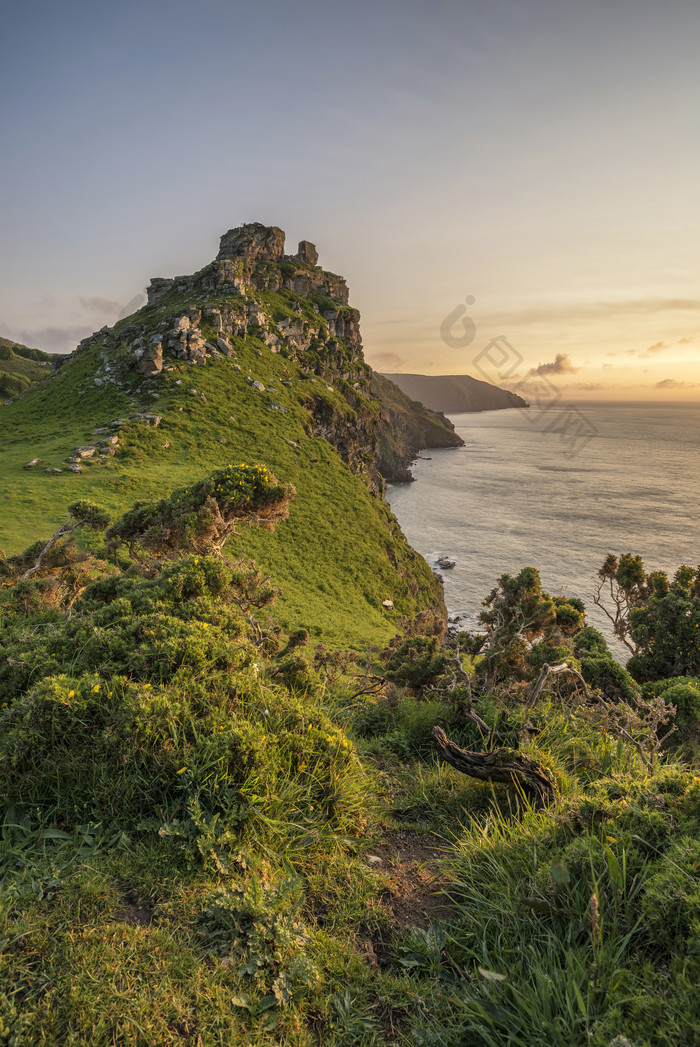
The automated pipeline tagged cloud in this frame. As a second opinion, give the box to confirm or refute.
[367,351,404,371]
[534,353,578,376]
[679,336,693,344]
[641,341,667,357]
[569,382,604,391]
[607,341,670,359]
[0,324,92,354]
[78,296,122,315]
[654,378,699,389]
[480,298,700,328]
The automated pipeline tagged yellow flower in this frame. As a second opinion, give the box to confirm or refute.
[176,767,187,775]
[92,685,100,693]
[201,622,209,629]
[68,690,75,698]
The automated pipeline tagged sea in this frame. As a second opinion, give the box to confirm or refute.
[386,402,700,655]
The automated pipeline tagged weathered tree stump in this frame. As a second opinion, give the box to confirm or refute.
[432,726,556,808]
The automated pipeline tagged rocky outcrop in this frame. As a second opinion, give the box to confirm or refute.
[294,240,319,265]
[67,224,471,499]
[217,223,286,262]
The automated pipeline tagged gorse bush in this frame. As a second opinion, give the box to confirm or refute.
[106,463,295,558]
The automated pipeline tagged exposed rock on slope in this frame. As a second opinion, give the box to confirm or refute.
[71,223,459,495]
[382,372,528,414]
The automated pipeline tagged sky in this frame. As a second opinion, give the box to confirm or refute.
[1,0,699,401]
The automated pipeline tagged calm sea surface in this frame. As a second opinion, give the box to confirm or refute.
[387,402,700,649]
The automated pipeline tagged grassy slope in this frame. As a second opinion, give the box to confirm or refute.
[1,535,699,1046]
[0,338,60,398]
[0,304,441,647]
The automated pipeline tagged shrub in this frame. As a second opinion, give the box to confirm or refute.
[580,655,640,703]
[106,464,295,558]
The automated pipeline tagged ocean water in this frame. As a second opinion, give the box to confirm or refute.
[387,402,700,650]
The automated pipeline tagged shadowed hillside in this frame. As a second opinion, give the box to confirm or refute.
[383,372,528,414]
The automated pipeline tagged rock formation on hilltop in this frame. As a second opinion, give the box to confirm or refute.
[69,223,462,491]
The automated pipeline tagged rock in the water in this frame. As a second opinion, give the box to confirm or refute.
[436,556,456,570]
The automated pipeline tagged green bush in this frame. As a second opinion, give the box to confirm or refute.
[383,636,446,690]
[643,676,700,739]
[580,655,639,703]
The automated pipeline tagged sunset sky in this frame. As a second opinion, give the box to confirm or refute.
[1,0,698,400]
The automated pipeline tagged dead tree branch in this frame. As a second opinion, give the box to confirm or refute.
[432,725,556,808]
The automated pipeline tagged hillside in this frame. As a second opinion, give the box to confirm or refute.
[370,372,463,482]
[0,337,61,398]
[383,371,528,414]
[0,224,446,646]
[2,228,699,1046]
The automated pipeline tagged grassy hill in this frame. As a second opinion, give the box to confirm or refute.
[0,230,446,647]
[1,226,698,1045]
[370,373,463,482]
[0,337,62,399]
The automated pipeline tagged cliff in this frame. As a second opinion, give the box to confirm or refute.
[382,372,528,414]
[370,372,463,482]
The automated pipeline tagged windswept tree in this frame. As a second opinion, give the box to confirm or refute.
[478,566,584,689]
[21,500,112,579]
[593,553,669,654]
[106,464,295,561]
[627,564,700,682]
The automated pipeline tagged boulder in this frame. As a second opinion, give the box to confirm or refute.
[216,336,235,357]
[24,458,40,469]
[135,342,163,375]
[251,380,265,392]
[74,446,96,459]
